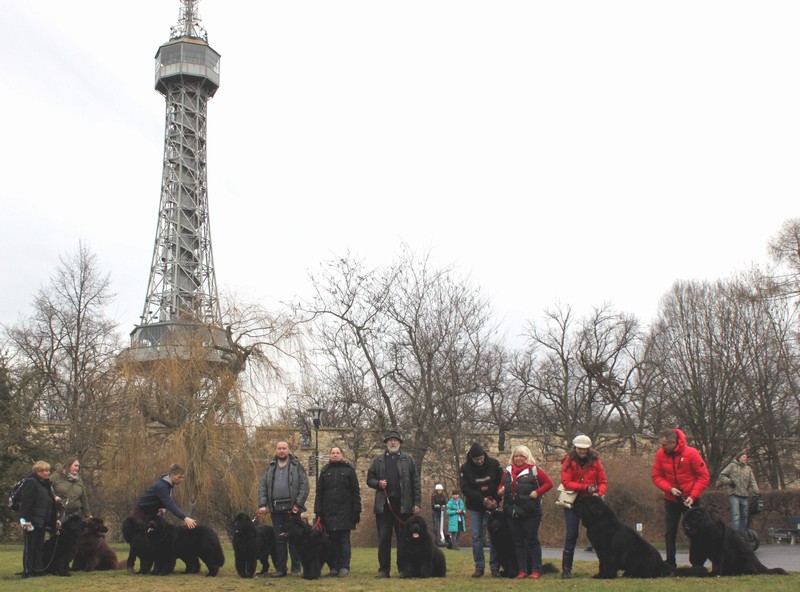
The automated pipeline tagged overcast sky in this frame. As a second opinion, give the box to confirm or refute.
[2,1,798,343]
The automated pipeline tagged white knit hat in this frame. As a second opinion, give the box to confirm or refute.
[435,483,444,491]
[572,435,592,449]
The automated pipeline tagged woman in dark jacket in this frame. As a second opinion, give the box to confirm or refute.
[498,445,553,579]
[19,460,59,579]
[314,446,361,577]
[559,434,607,579]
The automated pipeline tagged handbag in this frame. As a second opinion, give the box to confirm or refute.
[554,483,578,509]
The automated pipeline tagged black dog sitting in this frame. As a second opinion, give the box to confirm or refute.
[573,496,706,578]
[487,509,558,577]
[42,514,86,576]
[398,515,446,578]
[683,507,787,576]
[281,514,331,580]
[231,512,277,577]
[487,510,517,577]
[146,519,225,576]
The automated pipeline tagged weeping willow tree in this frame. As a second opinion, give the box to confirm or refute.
[103,305,304,531]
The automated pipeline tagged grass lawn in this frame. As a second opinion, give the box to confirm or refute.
[0,543,797,591]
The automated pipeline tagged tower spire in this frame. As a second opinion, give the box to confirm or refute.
[129,0,233,367]
[170,0,208,42]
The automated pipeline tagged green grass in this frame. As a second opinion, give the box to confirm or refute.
[0,543,797,591]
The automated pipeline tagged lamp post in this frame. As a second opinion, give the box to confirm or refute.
[309,405,325,481]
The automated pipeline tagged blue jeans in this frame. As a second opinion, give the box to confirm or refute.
[507,513,542,575]
[729,495,749,533]
[468,510,498,571]
[562,507,581,553]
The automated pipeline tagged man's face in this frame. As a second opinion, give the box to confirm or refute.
[276,442,290,459]
[472,455,485,465]
[660,437,677,454]
[330,448,343,462]
[170,473,185,485]
[386,438,401,453]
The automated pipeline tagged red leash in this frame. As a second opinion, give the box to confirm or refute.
[385,498,407,526]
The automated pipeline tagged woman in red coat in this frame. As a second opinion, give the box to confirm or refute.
[559,435,607,579]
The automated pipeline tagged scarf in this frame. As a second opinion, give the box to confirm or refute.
[510,463,533,495]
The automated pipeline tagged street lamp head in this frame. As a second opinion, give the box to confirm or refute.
[309,404,325,429]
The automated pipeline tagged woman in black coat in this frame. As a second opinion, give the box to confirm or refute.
[314,446,361,577]
[19,460,59,578]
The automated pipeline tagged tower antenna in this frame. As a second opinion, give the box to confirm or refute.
[170,0,208,42]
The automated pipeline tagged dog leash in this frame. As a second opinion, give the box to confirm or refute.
[312,516,327,533]
[385,498,408,526]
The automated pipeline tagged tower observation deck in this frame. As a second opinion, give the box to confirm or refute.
[128,0,234,367]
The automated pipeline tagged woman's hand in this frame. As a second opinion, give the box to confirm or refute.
[529,491,538,499]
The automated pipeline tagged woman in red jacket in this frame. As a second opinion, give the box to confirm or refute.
[651,428,709,568]
[559,435,607,579]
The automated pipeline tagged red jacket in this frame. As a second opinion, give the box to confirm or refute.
[561,455,607,497]
[651,428,710,502]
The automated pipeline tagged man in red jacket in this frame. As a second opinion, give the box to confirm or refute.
[651,428,710,567]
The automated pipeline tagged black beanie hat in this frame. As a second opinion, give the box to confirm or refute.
[468,442,485,459]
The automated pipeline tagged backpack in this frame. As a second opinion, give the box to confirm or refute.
[8,477,27,513]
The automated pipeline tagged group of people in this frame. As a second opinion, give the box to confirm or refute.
[17,457,92,578]
[17,426,761,580]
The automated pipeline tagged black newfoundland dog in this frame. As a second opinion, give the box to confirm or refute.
[398,515,446,578]
[122,516,156,574]
[72,516,120,571]
[573,496,706,579]
[231,512,277,578]
[281,514,331,580]
[146,519,225,576]
[486,510,558,577]
[42,514,87,576]
[683,507,787,576]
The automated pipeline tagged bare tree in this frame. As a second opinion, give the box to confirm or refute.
[300,246,500,470]
[4,242,120,463]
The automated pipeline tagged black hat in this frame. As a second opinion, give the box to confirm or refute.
[383,429,403,443]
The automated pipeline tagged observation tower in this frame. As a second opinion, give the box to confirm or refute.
[128,0,234,367]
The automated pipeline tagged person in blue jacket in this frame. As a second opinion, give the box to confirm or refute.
[133,464,197,529]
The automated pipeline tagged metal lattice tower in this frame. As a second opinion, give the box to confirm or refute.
[129,0,233,366]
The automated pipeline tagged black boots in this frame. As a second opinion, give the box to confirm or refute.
[561,550,574,579]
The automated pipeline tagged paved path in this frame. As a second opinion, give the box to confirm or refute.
[542,544,799,573]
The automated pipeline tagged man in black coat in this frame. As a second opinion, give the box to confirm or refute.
[460,442,504,577]
[366,430,421,578]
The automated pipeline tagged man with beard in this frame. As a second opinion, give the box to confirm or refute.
[459,442,503,577]
[366,430,421,578]
[258,441,310,577]
[652,428,710,568]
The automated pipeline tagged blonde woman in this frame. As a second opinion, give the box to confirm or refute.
[497,446,553,579]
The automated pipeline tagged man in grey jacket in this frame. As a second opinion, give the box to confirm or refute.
[366,429,421,578]
[717,452,760,534]
[257,441,309,577]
